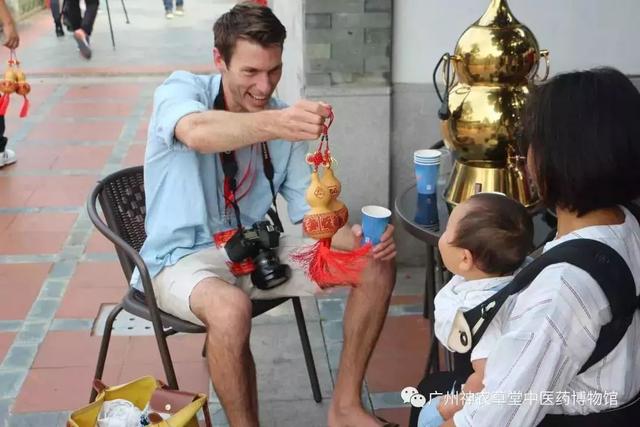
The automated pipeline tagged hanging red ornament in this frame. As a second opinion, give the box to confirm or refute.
[0,50,30,118]
[14,64,30,118]
[0,58,16,116]
[291,110,372,288]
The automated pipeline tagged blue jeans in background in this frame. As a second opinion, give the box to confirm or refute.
[163,0,183,12]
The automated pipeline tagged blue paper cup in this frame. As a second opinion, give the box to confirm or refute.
[414,149,442,163]
[415,162,440,194]
[361,205,392,245]
[415,193,439,227]
[414,150,441,194]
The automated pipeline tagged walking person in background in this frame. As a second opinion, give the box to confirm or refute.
[50,0,64,37]
[0,0,19,168]
[66,0,97,59]
[163,0,184,19]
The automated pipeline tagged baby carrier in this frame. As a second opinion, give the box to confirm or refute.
[409,204,640,426]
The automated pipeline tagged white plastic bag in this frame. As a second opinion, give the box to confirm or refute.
[96,399,142,427]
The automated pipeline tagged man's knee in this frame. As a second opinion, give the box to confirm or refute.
[190,278,252,335]
[361,258,396,292]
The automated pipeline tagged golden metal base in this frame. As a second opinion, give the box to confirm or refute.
[444,160,539,208]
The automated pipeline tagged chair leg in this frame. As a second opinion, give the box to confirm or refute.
[424,328,439,376]
[155,330,179,390]
[90,303,123,402]
[292,297,322,403]
[120,0,130,24]
[104,0,116,49]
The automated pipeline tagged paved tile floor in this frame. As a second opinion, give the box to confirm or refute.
[0,2,431,426]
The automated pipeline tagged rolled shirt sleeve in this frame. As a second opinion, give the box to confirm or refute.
[280,140,311,224]
[151,71,208,150]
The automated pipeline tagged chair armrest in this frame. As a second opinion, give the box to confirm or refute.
[86,182,165,329]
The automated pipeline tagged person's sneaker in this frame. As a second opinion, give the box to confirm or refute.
[165,11,174,19]
[175,6,184,16]
[73,29,92,59]
[55,21,65,37]
[0,148,16,168]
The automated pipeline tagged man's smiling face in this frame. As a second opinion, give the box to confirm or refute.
[214,38,283,112]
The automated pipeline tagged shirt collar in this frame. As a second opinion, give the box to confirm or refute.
[450,274,514,293]
[543,205,633,252]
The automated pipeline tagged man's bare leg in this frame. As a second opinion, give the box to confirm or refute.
[190,278,258,427]
[328,258,396,427]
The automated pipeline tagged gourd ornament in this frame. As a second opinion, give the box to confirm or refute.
[291,111,371,288]
[0,50,30,118]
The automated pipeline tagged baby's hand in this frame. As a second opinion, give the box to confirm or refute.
[438,393,464,420]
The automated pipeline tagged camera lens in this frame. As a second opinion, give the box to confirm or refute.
[251,250,291,290]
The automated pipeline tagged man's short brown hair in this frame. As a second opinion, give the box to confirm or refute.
[451,193,534,275]
[213,2,286,64]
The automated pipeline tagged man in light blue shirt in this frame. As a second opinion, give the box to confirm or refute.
[140,3,398,426]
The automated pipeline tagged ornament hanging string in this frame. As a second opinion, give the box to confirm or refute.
[305,109,334,170]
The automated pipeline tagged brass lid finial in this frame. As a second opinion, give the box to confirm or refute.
[477,0,519,27]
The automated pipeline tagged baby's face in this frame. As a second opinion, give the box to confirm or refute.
[438,201,471,275]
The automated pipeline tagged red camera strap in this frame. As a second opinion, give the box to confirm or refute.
[222,145,255,208]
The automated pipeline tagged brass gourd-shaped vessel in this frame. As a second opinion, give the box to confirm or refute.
[437,0,549,208]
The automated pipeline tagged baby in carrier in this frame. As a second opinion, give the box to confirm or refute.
[418,192,533,426]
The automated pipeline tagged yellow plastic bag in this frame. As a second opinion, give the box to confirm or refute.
[67,376,212,427]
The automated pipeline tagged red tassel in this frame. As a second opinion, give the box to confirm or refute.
[291,239,372,288]
[0,94,9,116]
[290,240,323,279]
[19,96,29,118]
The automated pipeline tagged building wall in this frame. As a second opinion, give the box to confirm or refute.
[393,0,640,84]
[392,0,640,265]
[272,0,305,105]
[7,0,44,18]
[304,0,392,86]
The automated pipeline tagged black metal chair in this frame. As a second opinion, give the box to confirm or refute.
[104,0,130,49]
[87,165,321,403]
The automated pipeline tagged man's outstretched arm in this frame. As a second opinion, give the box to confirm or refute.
[175,99,330,154]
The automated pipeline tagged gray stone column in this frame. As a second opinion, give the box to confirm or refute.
[303,0,392,225]
[304,0,391,86]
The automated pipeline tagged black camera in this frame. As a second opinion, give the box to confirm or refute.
[224,221,291,290]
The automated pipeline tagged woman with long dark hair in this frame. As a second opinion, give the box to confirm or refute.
[413,68,640,427]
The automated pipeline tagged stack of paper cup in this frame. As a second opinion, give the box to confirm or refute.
[414,149,442,195]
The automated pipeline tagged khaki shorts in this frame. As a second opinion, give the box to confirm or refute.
[152,235,321,325]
